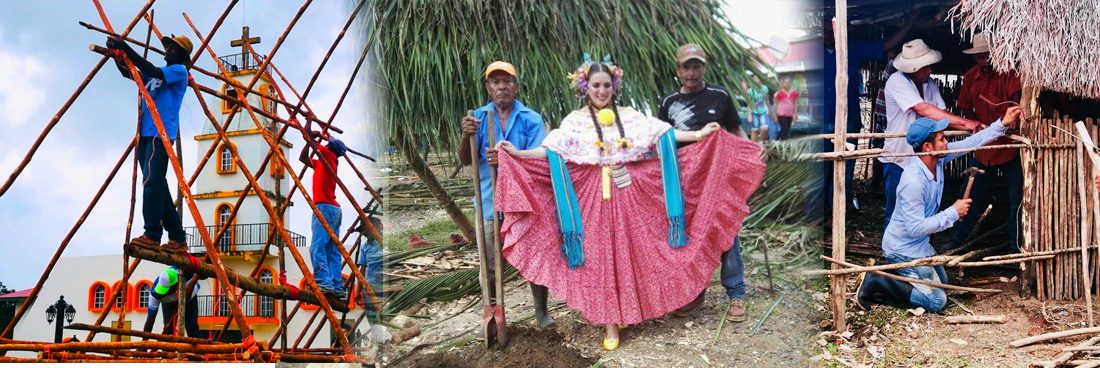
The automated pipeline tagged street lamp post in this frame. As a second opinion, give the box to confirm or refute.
[45,296,76,343]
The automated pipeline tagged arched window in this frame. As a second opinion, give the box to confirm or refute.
[221,86,239,113]
[216,143,236,174]
[110,281,132,312]
[259,269,275,317]
[216,203,234,251]
[95,286,106,309]
[137,282,151,309]
[88,282,110,312]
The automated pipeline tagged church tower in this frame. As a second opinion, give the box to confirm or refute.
[188,26,303,256]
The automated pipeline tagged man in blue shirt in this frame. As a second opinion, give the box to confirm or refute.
[107,34,194,253]
[857,106,1021,312]
[457,61,553,329]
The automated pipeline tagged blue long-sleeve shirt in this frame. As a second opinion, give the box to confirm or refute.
[882,120,1008,258]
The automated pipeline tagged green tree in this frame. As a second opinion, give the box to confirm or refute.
[367,0,772,239]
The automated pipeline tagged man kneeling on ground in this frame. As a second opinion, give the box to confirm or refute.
[857,106,1022,312]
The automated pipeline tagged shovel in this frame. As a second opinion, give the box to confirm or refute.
[467,110,497,348]
[487,111,509,348]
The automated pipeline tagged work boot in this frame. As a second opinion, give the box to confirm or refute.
[131,235,159,248]
[530,283,555,329]
[672,292,705,317]
[725,299,746,322]
[857,273,914,309]
[162,239,188,253]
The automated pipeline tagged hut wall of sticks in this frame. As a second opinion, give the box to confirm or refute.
[1018,114,1100,301]
[817,0,1100,331]
[0,0,397,363]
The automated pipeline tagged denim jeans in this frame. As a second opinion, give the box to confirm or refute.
[751,113,769,132]
[885,253,948,312]
[311,203,344,291]
[949,157,1023,251]
[158,295,202,338]
[765,114,780,141]
[137,137,185,243]
[721,237,746,300]
[883,162,905,229]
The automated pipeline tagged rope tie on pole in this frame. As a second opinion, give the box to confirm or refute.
[342,353,358,362]
[242,335,260,357]
[185,254,201,274]
[280,271,300,300]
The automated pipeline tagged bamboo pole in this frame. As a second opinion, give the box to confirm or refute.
[0,340,249,353]
[821,257,1001,293]
[1011,327,1100,348]
[944,315,1007,324]
[830,0,849,332]
[800,130,973,140]
[1079,139,1093,323]
[66,323,222,345]
[983,245,1100,261]
[807,254,1054,276]
[123,243,348,312]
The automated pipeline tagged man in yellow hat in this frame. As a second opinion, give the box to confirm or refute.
[106,34,194,252]
[457,61,554,331]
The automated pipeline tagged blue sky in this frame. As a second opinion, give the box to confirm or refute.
[0,1,380,289]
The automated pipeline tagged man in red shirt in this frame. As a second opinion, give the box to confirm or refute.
[944,33,1023,253]
[299,122,349,298]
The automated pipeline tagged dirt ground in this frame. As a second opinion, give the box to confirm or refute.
[808,181,1100,367]
[380,211,820,368]
[809,271,1100,367]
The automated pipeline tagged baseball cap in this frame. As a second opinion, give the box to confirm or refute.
[906,117,950,147]
[483,61,517,79]
[676,43,707,65]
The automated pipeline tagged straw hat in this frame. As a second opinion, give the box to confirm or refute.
[963,33,990,54]
[161,34,193,55]
[892,39,942,73]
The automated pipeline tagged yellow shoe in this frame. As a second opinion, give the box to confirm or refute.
[617,323,628,329]
[602,337,620,351]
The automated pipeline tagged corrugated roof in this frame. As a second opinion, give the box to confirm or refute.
[0,288,32,299]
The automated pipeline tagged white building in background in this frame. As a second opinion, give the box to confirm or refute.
[9,28,367,355]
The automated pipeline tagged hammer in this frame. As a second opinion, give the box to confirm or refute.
[962,167,986,200]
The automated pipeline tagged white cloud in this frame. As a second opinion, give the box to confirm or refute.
[0,30,52,128]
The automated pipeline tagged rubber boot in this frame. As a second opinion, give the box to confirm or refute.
[530,283,555,329]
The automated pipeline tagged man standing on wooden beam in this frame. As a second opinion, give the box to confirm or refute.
[106,34,194,253]
[857,107,1021,312]
[299,120,349,300]
[457,61,554,333]
[881,39,982,228]
[941,33,1023,254]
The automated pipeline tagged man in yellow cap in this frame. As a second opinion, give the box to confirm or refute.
[457,61,554,330]
[105,34,194,252]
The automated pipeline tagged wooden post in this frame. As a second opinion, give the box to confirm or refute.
[829,0,849,332]
[1078,140,1094,324]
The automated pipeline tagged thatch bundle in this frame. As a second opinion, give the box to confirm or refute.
[952,0,1100,98]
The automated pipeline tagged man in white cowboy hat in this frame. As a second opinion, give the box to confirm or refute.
[943,32,1024,253]
[880,39,982,228]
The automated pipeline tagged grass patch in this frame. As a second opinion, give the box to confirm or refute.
[384,209,474,253]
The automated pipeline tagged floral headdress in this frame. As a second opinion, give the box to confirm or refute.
[567,53,623,96]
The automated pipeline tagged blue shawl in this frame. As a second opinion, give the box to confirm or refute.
[547,130,687,269]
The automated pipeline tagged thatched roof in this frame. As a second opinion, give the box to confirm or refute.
[952,0,1100,98]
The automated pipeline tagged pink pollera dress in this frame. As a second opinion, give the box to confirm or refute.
[494,106,765,324]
